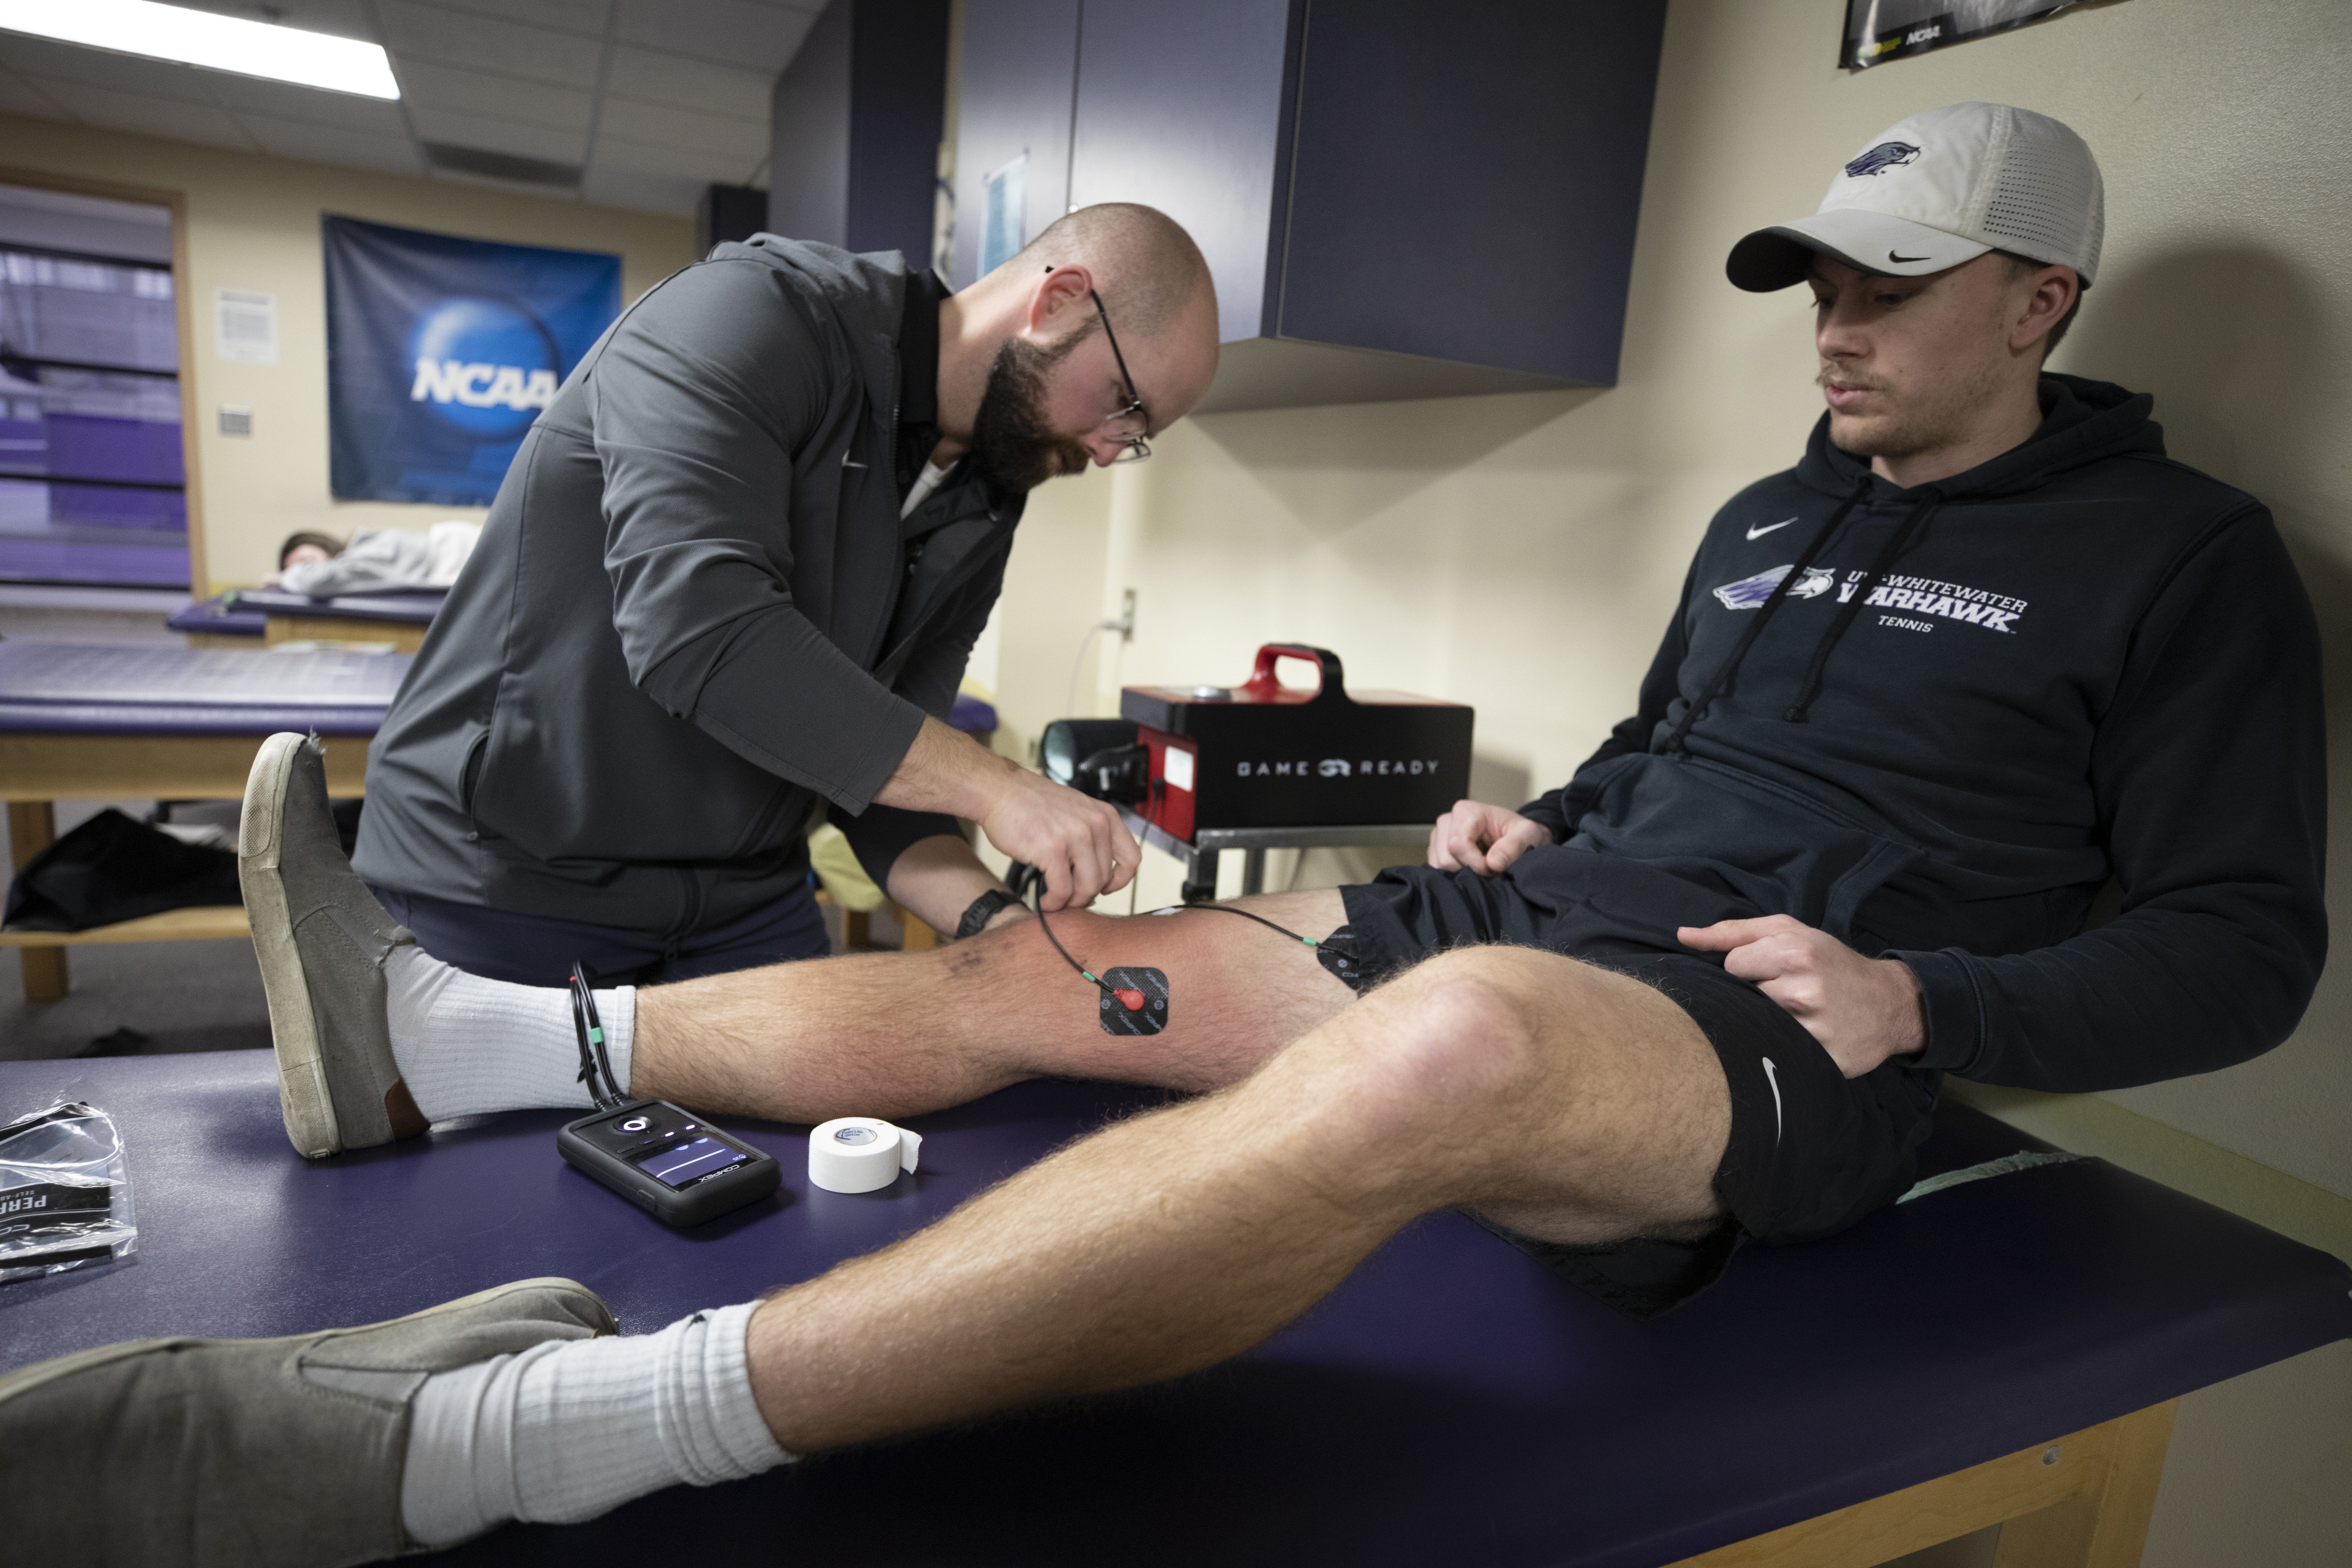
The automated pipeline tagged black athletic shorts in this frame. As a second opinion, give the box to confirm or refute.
[1322,846,1941,1318]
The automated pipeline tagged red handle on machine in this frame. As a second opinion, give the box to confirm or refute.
[1241,644,1348,705]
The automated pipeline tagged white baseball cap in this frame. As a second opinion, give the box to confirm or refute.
[1727,102,2104,292]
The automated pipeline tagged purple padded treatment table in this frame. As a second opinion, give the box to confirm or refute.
[1,1051,2345,1568]
[0,642,407,1000]
[164,593,270,643]
[191,587,448,653]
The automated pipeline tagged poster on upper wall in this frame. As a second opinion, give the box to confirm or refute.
[980,154,1027,278]
[324,216,621,506]
[1842,0,2118,70]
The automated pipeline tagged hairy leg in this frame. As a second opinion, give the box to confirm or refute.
[744,945,1730,1452]
[632,890,1352,1122]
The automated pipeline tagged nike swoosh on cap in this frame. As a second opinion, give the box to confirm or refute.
[1889,251,1931,263]
[1746,517,1798,540]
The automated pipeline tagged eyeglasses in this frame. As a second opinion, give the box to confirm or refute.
[1089,289,1151,463]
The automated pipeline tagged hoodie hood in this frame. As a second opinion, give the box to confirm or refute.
[1797,373,2164,503]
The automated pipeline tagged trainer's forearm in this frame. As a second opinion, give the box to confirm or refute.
[883,834,1027,937]
[872,716,1023,819]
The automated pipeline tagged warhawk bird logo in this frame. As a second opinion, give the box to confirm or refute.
[1714,566,1836,609]
[1844,141,1921,177]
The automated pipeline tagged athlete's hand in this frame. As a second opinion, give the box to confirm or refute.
[1677,915,1926,1078]
[1428,800,1552,875]
[974,770,1139,911]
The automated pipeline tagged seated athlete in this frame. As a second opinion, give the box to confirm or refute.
[4,103,2324,1564]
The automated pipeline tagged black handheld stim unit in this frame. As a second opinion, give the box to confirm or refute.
[555,961,780,1227]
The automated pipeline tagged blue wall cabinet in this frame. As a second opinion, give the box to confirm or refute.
[769,0,952,264]
[948,0,1082,290]
[954,0,1668,411]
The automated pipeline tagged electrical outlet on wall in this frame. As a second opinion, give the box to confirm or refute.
[1116,588,1136,641]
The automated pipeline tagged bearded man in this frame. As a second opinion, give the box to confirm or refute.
[353,203,1219,989]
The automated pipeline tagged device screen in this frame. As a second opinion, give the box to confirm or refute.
[633,1136,750,1189]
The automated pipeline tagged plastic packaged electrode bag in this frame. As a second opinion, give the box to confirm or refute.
[0,1100,137,1285]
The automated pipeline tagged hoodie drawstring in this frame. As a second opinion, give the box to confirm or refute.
[1664,475,1873,755]
[1782,490,1941,723]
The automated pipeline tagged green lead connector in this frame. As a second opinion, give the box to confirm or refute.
[588,1027,603,1045]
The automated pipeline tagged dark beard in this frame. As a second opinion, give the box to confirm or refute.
[970,331,1094,493]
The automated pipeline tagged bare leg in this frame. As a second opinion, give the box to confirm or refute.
[633,890,1352,1122]
[743,944,1731,1452]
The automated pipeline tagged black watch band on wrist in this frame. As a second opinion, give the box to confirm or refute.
[954,888,1023,940]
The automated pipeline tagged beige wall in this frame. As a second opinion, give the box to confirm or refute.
[0,113,695,594]
[982,6,2352,1559]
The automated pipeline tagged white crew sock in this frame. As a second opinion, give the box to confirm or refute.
[384,944,635,1121]
[399,1300,788,1546]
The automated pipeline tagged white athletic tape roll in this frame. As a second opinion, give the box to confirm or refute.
[807,1116,923,1194]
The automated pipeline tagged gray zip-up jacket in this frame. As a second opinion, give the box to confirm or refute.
[352,239,1022,937]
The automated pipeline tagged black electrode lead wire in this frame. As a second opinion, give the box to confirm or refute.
[569,960,623,1108]
[1029,861,1329,1017]
[1030,890,1119,999]
[1180,901,1321,949]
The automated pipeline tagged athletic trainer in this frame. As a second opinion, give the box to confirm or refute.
[354,204,1218,988]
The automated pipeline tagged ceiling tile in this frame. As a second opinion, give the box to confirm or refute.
[592,134,756,186]
[237,113,425,175]
[396,59,592,134]
[613,0,815,72]
[595,97,764,161]
[378,0,605,87]
[421,164,575,201]
[199,71,409,132]
[43,84,257,150]
[0,65,69,121]
[0,35,225,102]
[579,165,705,218]
[407,103,588,163]
[413,0,608,37]
[604,47,771,121]
[168,1,382,45]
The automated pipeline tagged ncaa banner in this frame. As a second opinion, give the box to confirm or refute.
[324,216,620,505]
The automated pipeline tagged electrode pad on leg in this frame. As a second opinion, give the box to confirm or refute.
[1096,966,1169,1035]
[1027,896,1175,1039]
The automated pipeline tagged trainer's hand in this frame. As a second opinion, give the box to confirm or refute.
[974,770,1139,911]
[1677,915,1926,1079]
[873,716,1140,911]
[1428,800,1552,875]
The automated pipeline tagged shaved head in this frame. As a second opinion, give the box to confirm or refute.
[1007,202,1215,343]
[934,202,1220,478]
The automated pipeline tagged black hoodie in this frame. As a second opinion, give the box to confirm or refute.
[1522,374,2326,1093]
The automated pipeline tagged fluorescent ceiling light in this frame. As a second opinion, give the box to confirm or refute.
[0,0,400,99]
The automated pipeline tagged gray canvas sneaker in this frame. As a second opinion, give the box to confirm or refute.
[0,1276,616,1568]
[240,732,427,1158]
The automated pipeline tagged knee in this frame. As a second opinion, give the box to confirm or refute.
[1342,949,1556,1127]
